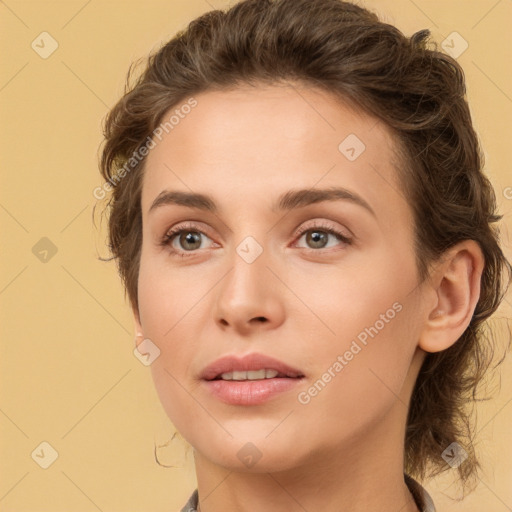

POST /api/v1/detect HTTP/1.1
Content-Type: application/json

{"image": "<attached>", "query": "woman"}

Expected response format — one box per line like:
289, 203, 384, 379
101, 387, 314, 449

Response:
97, 1, 511, 510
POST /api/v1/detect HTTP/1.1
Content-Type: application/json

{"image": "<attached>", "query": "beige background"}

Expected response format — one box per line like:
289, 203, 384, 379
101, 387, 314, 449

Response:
1, 0, 511, 511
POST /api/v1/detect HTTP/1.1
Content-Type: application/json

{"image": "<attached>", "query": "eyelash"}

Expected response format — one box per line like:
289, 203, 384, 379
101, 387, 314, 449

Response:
160, 221, 352, 258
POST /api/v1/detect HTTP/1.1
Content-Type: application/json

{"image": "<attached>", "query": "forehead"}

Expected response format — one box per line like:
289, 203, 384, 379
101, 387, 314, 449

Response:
141, 84, 409, 227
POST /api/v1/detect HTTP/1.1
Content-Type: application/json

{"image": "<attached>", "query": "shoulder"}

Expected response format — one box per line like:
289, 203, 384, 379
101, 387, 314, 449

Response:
405, 474, 436, 512
180, 488, 198, 512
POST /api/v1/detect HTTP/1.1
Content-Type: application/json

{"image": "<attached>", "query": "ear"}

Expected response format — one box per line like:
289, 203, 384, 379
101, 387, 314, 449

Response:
132, 304, 145, 349
418, 240, 485, 353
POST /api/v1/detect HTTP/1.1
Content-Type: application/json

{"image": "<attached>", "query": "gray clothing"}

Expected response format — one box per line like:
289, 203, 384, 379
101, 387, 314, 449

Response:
180, 473, 436, 511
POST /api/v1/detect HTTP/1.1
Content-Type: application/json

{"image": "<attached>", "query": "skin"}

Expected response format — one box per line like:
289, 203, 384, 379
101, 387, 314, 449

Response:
132, 83, 484, 512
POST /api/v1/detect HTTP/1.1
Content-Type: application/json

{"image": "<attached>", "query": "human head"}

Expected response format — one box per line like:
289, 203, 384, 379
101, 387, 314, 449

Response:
97, 0, 511, 492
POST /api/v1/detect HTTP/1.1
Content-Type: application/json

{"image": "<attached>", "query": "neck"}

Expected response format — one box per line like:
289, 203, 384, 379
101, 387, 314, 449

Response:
192, 398, 420, 512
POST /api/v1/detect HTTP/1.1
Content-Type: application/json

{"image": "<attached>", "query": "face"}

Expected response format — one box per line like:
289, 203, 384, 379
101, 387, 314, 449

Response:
134, 83, 428, 472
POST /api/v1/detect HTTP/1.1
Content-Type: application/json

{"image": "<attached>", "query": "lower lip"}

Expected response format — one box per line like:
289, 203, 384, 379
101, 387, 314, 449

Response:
202, 377, 303, 405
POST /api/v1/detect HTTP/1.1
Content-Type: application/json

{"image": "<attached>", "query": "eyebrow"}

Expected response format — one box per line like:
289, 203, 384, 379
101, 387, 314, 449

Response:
148, 187, 376, 217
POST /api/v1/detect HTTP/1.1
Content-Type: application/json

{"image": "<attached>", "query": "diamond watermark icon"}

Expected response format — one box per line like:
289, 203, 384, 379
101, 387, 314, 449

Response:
441, 441, 468, 468
236, 236, 263, 264
31, 32, 59, 59
441, 32, 468, 59
338, 134, 366, 161
32, 237, 58, 263
134, 338, 161, 366
237, 442, 263, 468
31, 441, 58, 469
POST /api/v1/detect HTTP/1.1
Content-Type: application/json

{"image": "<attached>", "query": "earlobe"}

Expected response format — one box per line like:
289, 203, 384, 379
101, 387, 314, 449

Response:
418, 240, 484, 354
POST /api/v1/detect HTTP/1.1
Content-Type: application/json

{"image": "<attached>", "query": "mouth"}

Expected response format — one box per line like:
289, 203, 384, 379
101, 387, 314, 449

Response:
208, 368, 304, 381
200, 352, 305, 381
200, 353, 305, 405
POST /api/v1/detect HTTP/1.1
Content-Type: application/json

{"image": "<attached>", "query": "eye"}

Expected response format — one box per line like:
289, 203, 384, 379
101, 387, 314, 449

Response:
294, 221, 352, 252
160, 220, 352, 258
160, 222, 214, 257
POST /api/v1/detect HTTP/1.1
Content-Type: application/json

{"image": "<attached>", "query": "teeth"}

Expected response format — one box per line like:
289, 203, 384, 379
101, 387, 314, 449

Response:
219, 369, 280, 381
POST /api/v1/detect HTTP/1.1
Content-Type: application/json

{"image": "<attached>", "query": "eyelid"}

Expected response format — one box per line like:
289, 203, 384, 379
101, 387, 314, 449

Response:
163, 220, 212, 238
293, 219, 352, 240
163, 219, 351, 239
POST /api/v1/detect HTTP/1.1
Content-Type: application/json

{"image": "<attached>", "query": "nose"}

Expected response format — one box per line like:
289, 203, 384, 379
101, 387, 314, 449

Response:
213, 244, 286, 336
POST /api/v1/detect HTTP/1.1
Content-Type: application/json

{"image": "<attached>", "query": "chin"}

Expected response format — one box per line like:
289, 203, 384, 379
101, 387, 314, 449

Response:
193, 431, 306, 473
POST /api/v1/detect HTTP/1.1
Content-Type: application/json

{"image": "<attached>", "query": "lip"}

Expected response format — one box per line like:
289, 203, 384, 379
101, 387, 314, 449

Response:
199, 353, 304, 381
203, 378, 303, 405
199, 352, 305, 406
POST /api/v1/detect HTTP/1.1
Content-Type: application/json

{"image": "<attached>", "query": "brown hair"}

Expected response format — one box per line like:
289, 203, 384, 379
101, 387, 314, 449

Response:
97, 0, 512, 495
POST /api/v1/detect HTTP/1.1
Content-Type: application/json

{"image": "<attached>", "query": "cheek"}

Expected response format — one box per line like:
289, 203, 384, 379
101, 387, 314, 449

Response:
288, 260, 406, 351
291, 265, 417, 412
136, 251, 199, 339
136, 249, 215, 385
293, 311, 416, 447
137, 258, 205, 434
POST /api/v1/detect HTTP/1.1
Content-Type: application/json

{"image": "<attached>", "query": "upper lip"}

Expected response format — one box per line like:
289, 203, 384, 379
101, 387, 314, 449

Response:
200, 353, 305, 381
